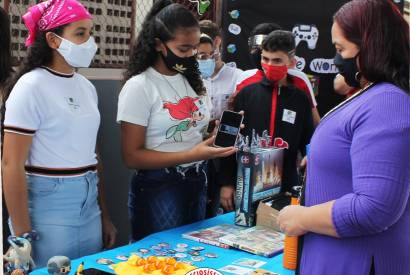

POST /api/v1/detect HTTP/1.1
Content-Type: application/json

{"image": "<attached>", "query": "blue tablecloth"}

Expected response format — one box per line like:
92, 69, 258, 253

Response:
31, 213, 294, 275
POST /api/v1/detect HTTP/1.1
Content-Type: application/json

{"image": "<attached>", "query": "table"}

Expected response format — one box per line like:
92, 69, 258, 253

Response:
31, 213, 294, 275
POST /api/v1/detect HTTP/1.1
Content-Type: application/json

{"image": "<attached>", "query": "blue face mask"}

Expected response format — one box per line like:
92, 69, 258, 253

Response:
198, 59, 216, 78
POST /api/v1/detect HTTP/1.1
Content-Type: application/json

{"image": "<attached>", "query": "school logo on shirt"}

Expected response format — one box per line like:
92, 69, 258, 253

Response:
163, 97, 205, 142
65, 97, 80, 112
282, 109, 296, 124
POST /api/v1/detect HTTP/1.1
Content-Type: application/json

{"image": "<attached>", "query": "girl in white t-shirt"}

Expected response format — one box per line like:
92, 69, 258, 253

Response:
197, 33, 244, 217
1, 0, 116, 269
117, 0, 236, 241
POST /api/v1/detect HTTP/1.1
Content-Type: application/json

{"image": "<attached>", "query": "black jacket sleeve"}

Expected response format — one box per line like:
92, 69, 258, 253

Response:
299, 95, 314, 156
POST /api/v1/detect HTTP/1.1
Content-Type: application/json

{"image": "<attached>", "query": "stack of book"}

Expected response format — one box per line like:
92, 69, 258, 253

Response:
183, 224, 284, 257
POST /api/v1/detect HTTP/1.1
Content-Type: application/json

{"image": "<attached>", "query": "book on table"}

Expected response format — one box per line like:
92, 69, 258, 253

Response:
182, 224, 249, 249
218, 226, 285, 257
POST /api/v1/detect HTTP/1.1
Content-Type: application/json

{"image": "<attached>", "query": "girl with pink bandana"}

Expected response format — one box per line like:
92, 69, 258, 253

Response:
1, 0, 116, 268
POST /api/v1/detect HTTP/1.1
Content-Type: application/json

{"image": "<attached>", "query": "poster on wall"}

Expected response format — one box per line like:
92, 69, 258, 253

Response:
220, 0, 404, 114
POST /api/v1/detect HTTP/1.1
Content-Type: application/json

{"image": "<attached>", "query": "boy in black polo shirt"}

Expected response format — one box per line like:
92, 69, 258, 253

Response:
220, 30, 314, 211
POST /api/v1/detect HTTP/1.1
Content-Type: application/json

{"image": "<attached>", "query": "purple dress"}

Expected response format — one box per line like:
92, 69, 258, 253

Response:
301, 83, 410, 275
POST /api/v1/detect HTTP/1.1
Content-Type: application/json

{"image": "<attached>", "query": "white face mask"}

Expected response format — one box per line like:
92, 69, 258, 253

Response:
56, 35, 98, 68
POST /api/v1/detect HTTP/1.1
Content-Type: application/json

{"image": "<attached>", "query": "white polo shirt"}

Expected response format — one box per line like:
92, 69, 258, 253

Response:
4, 67, 100, 170
203, 63, 243, 120
117, 67, 211, 154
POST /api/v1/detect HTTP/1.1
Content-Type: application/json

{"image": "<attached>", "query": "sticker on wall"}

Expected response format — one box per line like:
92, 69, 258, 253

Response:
229, 10, 240, 19
228, 23, 242, 35
309, 58, 338, 74
294, 55, 306, 71
227, 44, 237, 54
189, 0, 211, 16
292, 24, 319, 50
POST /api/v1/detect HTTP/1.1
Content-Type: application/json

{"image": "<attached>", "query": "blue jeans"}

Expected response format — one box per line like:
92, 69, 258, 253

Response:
10, 172, 103, 268
206, 159, 222, 218
129, 163, 208, 242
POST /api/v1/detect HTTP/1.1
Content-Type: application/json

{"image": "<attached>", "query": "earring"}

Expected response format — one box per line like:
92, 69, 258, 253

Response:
355, 72, 361, 82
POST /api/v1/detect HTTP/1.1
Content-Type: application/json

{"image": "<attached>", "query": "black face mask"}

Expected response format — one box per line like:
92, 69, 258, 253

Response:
161, 43, 198, 76
250, 48, 262, 70
334, 53, 361, 88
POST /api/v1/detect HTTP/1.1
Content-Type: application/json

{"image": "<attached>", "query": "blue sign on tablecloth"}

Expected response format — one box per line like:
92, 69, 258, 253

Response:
31, 213, 294, 275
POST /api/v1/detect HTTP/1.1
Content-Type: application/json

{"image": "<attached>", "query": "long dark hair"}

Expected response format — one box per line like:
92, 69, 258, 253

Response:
0, 7, 12, 85
334, 0, 409, 93
1, 26, 65, 153
124, 0, 205, 95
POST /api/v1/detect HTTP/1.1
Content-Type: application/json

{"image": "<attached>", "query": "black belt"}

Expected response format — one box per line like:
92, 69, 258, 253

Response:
25, 165, 97, 176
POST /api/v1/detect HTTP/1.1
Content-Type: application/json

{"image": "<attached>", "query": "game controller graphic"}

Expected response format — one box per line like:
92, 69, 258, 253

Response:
292, 24, 319, 50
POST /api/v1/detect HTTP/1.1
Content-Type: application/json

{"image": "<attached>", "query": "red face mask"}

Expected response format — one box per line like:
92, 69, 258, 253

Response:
262, 63, 288, 82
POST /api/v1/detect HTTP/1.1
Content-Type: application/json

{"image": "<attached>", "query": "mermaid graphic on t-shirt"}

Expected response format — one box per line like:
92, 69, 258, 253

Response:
163, 97, 206, 142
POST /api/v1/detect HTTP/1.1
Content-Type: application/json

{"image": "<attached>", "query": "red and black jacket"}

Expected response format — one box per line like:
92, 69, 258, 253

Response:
220, 76, 314, 192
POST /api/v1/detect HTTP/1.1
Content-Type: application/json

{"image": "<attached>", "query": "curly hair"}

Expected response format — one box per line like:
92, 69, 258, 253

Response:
124, 0, 205, 95
0, 7, 12, 85
1, 26, 65, 154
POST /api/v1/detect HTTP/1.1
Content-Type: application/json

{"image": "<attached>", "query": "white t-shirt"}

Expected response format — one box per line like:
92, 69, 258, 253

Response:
203, 63, 243, 120
117, 67, 211, 154
4, 67, 100, 169
236, 68, 318, 107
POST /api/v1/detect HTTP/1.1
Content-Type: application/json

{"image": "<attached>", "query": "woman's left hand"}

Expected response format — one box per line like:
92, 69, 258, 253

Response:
277, 205, 308, 237
102, 216, 117, 248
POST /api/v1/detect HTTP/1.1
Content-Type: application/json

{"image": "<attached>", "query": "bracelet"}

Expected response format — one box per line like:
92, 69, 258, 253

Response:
21, 230, 39, 242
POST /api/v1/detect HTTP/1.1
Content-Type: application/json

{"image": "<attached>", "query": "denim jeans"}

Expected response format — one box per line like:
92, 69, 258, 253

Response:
206, 159, 222, 218
9, 171, 102, 268
128, 163, 208, 242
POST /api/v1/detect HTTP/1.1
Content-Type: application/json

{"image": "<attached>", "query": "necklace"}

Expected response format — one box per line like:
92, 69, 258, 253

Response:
321, 82, 374, 121
161, 74, 189, 100
41, 66, 75, 77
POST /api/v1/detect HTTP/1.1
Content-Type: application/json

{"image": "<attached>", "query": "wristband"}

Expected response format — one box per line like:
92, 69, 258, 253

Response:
21, 230, 39, 242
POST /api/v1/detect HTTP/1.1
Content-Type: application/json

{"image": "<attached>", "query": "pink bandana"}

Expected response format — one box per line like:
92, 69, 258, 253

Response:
22, 0, 92, 46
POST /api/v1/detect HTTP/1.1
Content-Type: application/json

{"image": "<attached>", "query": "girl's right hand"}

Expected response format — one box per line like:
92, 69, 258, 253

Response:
190, 135, 237, 161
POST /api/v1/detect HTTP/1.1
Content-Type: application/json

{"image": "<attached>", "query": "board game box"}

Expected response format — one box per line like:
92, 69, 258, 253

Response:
235, 147, 284, 227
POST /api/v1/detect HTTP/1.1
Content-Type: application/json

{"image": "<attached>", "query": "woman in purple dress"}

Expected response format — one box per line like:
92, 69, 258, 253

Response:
277, 1, 410, 274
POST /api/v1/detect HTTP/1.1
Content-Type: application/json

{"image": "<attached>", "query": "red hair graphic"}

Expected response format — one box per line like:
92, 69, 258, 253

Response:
163, 97, 199, 120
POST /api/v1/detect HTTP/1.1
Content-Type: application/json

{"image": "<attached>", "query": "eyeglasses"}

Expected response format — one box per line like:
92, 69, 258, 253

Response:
196, 51, 220, 60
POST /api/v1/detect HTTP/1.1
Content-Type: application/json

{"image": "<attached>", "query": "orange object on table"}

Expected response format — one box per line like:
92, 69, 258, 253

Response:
147, 256, 158, 264
143, 263, 156, 273
165, 257, 176, 265
162, 265, 175, 274
283, 196, 299, 270
137, 258, 147, 266
155, 260, 166, 269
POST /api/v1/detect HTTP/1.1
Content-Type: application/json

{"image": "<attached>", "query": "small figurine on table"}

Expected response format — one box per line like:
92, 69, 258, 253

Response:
4, 236, 36, 274
76, 262, 85, 275
47, 256, 71, 275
